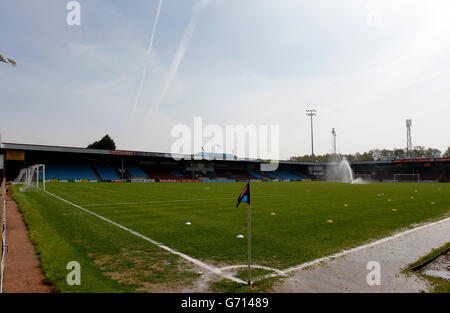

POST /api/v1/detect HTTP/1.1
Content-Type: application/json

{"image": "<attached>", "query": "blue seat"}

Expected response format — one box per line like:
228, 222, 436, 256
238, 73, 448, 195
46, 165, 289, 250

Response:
45, 165, 97, 180
95, 165, 121, 180
126, 166, 148, 178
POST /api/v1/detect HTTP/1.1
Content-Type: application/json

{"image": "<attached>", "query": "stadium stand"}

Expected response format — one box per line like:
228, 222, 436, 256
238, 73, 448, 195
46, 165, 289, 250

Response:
45, 164, 98, 180
95, 165, 121, 180
247, 170, 264, 179
295, 172, 311, 180
145, 169, 179, 181
126, 166, 148, 178
275, 171, 304, 181
230, 170, 257, 181
262, 171, 282, 180
439, 169, 450, 182
214, 169, 230, 179
170, 170, 183, 178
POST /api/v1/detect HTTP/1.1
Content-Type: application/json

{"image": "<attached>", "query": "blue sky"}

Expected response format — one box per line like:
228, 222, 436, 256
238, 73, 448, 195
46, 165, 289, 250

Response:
1, 0, 449, 159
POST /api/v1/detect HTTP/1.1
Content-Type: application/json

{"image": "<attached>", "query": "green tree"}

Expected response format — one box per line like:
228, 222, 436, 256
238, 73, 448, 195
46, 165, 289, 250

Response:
443, 147, 450, 157
411, 146, 425, 157
87, 134, 116, 150
424, 148, 441, 157
393, 148, 406, 158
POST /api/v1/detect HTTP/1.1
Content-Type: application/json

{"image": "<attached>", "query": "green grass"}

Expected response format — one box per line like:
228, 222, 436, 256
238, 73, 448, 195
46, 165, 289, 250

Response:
11, 181, 450, 292
405, 242, 450, 293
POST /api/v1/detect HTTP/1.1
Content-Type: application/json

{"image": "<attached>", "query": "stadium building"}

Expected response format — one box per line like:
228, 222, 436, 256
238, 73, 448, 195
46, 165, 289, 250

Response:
1, 142, 449, 183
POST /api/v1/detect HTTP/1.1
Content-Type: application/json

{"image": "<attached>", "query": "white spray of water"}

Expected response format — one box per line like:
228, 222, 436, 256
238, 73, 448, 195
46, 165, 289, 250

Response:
338, 158, 354, 183
152, 0, 208, 112
327, 158, 367, 184
132, 0, 163, 114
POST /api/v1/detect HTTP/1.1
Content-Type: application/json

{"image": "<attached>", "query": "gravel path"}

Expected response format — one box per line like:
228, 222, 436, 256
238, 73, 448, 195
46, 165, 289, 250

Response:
274, 217, 450, 292
3, 189, 53, 293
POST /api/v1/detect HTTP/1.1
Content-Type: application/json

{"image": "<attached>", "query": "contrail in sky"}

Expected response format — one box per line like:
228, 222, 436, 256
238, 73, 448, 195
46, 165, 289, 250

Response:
152, 0, 208, 112
132, 0, 163, 114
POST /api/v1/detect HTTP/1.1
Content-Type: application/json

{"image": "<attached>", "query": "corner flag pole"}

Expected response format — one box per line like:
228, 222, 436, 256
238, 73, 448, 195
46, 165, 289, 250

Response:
248, 203, 251, 285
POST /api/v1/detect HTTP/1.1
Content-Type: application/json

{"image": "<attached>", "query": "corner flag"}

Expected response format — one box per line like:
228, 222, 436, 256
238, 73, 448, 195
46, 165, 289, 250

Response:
236, 183, 252, 285
236, 183, 250, 208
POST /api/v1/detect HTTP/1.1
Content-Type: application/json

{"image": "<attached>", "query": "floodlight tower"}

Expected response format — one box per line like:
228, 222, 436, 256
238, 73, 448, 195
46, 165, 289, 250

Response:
406, 119, 412, 156
306, 109, 317, 162
332, 128, 337, 156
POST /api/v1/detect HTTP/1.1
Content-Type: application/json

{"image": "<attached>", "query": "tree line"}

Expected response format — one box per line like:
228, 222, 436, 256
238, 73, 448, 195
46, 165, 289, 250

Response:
290, 146, 450, 162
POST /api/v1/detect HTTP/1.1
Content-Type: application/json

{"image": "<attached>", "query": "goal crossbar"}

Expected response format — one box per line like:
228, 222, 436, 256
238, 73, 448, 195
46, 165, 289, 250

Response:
14, 164, 46, 191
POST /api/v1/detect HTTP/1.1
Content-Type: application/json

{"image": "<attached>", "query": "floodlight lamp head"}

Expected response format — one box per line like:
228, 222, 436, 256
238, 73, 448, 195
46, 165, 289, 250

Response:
306, 109, 317, 116
332, 128, 336, 135
406, 119, 412, 127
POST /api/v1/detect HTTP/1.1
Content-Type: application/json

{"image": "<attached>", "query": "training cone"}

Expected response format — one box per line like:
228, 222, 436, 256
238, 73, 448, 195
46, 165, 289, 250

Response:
185, 222, 191, 225
392, 209, 397, 212
236, 234, 244, 239
270, 212, 276, 216
327, 219, 334, 223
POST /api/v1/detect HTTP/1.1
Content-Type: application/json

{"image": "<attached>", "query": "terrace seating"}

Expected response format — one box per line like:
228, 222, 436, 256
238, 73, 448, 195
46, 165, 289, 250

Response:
45, 164, 98, 180
170, 170, 183, 178
438, 170, 450, 182
230, 170, 255, 181
262, 171, 282, 180
146, 169, 179, 180
295, 172, 311, 180
247, 170, 264, 179
214, 169, 230, 179
95, 165, 121, 180
275, 171, 304, 181
126, 166, 148, 178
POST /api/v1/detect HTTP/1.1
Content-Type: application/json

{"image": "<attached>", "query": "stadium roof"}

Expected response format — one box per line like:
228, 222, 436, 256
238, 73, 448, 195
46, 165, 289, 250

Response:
0, 142, 319, 165
3, 142, 447, 165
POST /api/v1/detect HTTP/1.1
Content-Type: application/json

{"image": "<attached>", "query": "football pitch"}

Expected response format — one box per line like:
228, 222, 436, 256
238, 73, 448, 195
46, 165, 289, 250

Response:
11, 181, 450, 292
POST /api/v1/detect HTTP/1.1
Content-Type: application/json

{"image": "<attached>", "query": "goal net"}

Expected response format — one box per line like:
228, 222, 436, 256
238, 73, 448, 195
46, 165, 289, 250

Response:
393, 173, 420, 182
13, 164, 46, 191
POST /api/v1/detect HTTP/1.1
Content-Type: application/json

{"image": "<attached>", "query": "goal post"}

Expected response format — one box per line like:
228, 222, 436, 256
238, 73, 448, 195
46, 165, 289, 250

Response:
14, 164, 46, 191
393, 173, 420, 182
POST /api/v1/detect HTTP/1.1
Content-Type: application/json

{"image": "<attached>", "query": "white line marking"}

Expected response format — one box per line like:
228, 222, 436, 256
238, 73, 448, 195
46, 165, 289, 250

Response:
282, 216, 450, 275
220, 265, 287, 276
250, 215, 450, 282
81, 195, 288, 207
44, 190, 247, 284
72, 185, 118, 193
43, 188, 450, 285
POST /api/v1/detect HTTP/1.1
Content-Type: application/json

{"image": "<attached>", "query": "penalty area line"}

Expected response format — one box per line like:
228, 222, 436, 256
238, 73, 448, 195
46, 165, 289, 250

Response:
81, 194, 289, 207
44, 190, 247, 285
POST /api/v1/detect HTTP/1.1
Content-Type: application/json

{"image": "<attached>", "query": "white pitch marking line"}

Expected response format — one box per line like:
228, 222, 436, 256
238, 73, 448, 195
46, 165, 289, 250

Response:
72, 185, 118, 193
282, 216, 450, 275
44, 190, 247, 285
250, 215, 450, 283
81, 195, 288, 207
45, 189, 450, 285
220, 264, 287, 276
